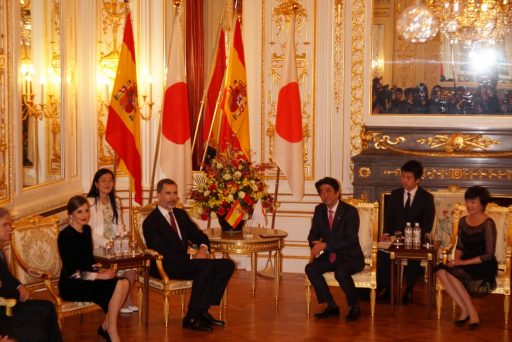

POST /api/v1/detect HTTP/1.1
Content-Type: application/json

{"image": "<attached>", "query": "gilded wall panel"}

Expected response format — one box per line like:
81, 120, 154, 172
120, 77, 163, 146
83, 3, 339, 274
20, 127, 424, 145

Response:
261, 0, 315, 180
0, 0, 11, 202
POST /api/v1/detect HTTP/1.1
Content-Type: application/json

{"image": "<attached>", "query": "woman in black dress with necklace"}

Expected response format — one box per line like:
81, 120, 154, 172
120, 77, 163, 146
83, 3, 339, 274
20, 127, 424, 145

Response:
58, 196, 129, 342
436, 186, 497, 330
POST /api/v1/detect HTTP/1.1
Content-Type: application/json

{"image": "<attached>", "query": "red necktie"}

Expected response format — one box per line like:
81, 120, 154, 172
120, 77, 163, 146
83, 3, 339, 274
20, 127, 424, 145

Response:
169, 210, 182, 240
328, 209, 336, 263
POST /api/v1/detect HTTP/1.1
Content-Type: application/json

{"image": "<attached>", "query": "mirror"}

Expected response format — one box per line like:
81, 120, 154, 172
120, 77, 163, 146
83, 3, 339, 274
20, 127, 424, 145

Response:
372, 0, 512, 115
20, 0, 63, 187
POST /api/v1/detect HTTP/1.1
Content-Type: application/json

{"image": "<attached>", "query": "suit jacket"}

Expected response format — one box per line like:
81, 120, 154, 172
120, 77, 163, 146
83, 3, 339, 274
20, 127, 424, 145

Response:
0, 252, 21, 300
384, 186, 435, 235
307, 201, 364, 273
143, 207, 210, 277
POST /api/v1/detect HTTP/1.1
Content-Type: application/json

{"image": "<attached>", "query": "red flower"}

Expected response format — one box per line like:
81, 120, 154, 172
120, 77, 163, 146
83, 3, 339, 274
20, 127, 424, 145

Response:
200, 213, 209, 221
217, 207, 226, 216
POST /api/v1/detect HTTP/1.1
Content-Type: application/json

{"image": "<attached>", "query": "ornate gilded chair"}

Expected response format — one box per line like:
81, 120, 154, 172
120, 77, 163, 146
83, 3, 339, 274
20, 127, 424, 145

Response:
436, 203, 512, 325
131, 202, 193, 328
305, 199, 379, 318
10, 215, 101, 326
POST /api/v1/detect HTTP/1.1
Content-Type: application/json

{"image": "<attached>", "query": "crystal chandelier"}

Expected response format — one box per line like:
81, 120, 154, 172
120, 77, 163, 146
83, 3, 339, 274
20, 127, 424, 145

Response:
425, 0, 512, 43
397, 1, 512, 44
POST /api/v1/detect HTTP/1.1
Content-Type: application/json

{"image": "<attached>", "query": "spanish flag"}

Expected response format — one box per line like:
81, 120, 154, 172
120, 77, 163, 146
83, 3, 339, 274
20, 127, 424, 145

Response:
225, 200, 244, 228
219, 17, 250, 159
202, 27, 226, 149
273, 15, 304, 201
105, 12, 143, 204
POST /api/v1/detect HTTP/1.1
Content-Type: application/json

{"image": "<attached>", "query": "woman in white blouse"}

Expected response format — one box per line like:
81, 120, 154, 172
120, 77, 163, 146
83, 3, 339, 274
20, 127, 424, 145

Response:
87, 168, 138, 314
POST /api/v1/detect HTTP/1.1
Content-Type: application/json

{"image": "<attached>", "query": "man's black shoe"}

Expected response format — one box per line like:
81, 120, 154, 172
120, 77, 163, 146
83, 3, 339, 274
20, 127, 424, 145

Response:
182, 316, 213, 332
345, 306, 361, 322
402, 287, 413, 305
313, 306, 340, 319
202, 312, 225, 327
376, 288, 390, 303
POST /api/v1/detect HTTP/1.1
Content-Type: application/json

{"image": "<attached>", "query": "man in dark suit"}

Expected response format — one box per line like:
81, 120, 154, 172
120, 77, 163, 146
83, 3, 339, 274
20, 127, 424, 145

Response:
305, 177, 364, 322
377, 160, 435, 304
0, 208, 62, 342
143, 179, 235, 332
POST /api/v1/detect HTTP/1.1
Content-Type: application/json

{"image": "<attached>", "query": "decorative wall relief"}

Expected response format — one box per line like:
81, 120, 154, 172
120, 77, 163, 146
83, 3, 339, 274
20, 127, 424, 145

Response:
0, 0, 10, 202
262, 0, 315, 180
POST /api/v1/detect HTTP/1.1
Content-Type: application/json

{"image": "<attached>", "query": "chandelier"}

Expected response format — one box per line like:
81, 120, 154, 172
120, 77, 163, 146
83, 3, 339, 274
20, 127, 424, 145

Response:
397, 0, 512, 44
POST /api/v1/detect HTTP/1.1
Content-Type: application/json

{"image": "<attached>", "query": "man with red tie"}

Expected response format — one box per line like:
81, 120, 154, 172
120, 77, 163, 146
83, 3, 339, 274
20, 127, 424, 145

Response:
143, 179, 235, 332
305, 177, 364, 322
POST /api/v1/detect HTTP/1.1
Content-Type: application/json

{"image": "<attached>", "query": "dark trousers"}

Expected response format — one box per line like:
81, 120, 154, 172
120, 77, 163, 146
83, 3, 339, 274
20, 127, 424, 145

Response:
305, 258, 359, 308
377, 250, 422, 290
165, 258, 235, 317
0, 299, 62, 342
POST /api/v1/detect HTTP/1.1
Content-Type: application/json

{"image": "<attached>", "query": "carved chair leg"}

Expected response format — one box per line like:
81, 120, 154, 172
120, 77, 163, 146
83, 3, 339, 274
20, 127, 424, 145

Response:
370, 288, 376, 318
504, 294, 510, 325
180, 293, 185, 317
436, 288, 443, 320
164, 294, 170, 329
306, 284, 311, 317
137, 282, 143, 321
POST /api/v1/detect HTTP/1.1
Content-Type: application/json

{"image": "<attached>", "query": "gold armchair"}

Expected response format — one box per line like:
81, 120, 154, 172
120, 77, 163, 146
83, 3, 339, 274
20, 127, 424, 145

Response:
131, 202, 193, 328
436, 203, 512, 325
10, 215, 101, 326
305, 199, 379, 318
0, 297, 16, 316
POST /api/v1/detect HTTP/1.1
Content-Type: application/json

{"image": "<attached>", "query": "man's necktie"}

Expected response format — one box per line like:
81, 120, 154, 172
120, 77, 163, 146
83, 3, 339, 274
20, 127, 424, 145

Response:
404, 192, 411, 220
328, 209, 336, 263
168, 210, 181, 240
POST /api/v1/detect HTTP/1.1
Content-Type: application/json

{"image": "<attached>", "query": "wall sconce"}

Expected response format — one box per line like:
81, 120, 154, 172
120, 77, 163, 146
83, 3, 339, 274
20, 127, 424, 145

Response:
21, 63, 59, 121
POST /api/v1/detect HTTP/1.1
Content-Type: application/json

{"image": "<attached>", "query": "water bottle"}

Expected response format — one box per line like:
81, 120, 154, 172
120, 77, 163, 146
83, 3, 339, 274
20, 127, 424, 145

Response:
113, 234, 122, 256
413, 223, 421, 249
404, 222, 413, 248
121, 233, 130, 255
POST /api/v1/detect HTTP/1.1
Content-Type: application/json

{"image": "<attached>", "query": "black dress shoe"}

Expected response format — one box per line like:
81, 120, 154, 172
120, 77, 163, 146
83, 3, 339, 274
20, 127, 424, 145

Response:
454, 316, 469, 326
376, 288, 390, 303
402, 288, 413, 305
345, 306, 362, 322
469, 321, 480, 330
202, 312, 225, 327
97, 326, 107, 338
313, 306, 340, 319
182, 316, 213, 332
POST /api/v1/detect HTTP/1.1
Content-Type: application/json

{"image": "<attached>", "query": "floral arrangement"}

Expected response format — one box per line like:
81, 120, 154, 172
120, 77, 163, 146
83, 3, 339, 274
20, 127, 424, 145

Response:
189, 147, 275, 221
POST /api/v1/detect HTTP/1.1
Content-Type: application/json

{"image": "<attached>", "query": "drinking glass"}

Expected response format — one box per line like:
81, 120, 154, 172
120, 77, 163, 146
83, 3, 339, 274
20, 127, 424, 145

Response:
129, 239, 139, 255
394, 230, 403, 245
424, 233, 432, 249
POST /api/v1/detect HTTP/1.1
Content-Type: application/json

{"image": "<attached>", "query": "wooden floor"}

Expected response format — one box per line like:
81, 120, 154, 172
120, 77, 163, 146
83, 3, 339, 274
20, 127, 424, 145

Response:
61, 270, 511, 341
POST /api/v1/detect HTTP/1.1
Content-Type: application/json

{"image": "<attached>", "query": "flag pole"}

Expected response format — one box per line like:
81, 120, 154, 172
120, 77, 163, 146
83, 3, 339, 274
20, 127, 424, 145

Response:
200, 71, 227, 169
258, 166, 281, 279
191, 10, 225, 157
148, 2, 181, 203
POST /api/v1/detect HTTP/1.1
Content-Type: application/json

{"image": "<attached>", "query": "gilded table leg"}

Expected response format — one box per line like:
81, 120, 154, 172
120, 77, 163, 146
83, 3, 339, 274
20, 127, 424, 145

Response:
144, 259, 149, 329
274, 249, 281, 310
251, 252, 257, 297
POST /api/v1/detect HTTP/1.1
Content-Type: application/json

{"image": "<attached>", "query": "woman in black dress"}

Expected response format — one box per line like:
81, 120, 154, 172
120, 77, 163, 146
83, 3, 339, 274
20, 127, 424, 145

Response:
436, 186, 497, 330
58, 196, 129, 342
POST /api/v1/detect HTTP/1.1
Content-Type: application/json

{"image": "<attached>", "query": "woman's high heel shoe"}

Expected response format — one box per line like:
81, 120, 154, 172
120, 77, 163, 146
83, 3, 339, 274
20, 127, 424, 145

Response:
97, 326, 107, 338
469, 314, 480, 330
454, 316, 469, 326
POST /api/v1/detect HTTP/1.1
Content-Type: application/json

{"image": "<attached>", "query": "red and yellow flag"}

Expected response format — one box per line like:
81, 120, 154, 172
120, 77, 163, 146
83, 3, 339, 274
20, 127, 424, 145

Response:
219, 17, 250, 159
202, 28, 226, 148
225, 200, 244, 228
105, 12, 143, 204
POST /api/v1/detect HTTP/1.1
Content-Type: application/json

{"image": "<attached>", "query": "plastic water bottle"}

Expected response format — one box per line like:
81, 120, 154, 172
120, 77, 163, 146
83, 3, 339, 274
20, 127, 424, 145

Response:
113, 234, 122, 256
413, 223, 421, 249
404, 222, 413, 248
121, 233, 130, 255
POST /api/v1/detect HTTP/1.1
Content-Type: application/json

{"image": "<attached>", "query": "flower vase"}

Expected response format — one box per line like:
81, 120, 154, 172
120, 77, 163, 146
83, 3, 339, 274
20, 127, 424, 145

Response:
218, 215, 245, 233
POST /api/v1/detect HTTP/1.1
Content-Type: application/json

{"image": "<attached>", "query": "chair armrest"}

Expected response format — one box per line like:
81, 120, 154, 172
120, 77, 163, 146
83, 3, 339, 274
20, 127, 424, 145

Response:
503, 246, 511, 284
440, 243, 455, 264
0, 297, 17, 317
143, 249, 170, 283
